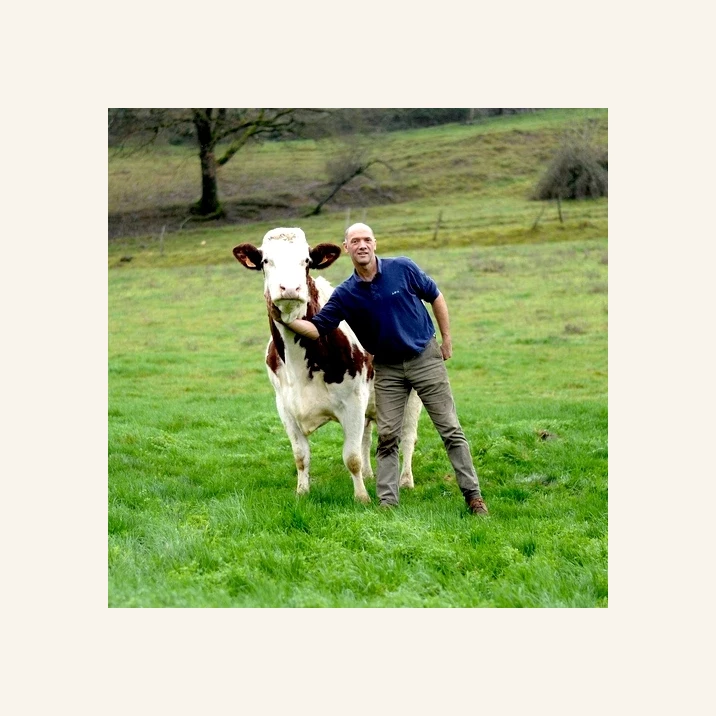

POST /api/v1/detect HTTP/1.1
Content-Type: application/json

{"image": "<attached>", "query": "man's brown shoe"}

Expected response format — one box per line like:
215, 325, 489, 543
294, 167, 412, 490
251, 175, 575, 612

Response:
467, 497, 489, 516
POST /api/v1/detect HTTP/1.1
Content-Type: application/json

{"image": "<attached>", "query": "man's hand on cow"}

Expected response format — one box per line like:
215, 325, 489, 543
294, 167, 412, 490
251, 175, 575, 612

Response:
270, 304, 284, 324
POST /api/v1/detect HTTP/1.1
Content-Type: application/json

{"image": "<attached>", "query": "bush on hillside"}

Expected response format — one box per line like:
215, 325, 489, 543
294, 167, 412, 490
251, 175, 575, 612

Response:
533, 129, 607, 200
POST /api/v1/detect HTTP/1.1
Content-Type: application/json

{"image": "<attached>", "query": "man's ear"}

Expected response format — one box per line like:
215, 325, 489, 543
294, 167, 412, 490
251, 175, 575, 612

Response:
233, 243, 263, 270
309, 243, 342, 269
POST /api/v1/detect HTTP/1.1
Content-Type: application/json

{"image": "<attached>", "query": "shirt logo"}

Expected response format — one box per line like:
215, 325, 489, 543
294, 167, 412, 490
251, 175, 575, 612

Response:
391, 290, 400, 295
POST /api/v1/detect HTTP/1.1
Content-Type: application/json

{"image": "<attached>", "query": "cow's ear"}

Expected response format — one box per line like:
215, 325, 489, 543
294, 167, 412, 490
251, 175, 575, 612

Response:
233, 243, 263, 270
309, 243, 342, 269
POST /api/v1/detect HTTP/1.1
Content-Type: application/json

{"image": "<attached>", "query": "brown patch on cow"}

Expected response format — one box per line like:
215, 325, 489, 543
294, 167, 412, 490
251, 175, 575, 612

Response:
265, 293, 285, 374
355, 345, 374, 380
303, 276, 323, 322
345, 454, 362, 475
266, 339, 283, 374
295, 276, 372, 384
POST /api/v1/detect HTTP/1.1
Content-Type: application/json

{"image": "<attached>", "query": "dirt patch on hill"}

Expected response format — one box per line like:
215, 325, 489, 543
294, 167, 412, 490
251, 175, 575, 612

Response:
108, 199, 305, 241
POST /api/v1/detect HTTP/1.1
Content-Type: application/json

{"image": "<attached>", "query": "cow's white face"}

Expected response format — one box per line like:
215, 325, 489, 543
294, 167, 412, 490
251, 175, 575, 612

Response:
233, 227, 342, 323
260, 230, 312, 316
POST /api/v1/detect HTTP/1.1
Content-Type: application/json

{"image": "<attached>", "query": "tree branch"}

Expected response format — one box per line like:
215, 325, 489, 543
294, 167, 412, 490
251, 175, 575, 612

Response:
306, 159, 394, 216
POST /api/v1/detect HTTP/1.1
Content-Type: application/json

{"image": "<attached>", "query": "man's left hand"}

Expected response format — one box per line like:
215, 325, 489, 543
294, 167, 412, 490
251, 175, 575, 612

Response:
269, 304, 284, 324
440, 341, 452, 361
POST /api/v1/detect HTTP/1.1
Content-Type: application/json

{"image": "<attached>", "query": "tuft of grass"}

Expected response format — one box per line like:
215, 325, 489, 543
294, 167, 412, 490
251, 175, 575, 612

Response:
532, 119, 608, 201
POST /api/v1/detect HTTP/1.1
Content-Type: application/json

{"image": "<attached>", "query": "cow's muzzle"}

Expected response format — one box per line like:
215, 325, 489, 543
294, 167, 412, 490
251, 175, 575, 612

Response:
273, 296, 305, 314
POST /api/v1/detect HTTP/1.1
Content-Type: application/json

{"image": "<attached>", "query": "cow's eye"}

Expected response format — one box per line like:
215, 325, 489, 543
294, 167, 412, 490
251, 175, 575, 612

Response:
262, 258, 269, 265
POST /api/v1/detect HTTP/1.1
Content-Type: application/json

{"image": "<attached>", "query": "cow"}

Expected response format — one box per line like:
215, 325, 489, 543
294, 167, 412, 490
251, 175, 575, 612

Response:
233, 227, 422, 503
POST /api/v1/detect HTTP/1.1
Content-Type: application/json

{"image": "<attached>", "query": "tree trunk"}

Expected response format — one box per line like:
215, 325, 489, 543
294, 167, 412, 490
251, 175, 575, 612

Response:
193, 111, 223, 216
198, 146, 221, 215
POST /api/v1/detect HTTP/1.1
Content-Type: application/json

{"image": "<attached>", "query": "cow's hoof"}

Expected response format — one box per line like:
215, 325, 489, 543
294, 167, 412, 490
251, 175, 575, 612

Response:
399, 476, 415, 489
355, 493, 371, 504
296, 486, 309, 496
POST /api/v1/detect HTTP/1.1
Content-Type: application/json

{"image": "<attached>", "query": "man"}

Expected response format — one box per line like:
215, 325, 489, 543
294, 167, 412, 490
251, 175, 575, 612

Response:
274, 223, 488, 516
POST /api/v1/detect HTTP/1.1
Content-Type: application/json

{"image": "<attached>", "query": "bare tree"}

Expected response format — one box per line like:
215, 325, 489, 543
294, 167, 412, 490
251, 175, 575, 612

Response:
307, 142, 394, 216
109, 108, 316, 218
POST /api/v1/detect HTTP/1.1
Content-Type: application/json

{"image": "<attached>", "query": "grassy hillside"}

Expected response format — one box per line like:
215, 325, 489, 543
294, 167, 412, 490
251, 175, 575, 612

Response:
108, 109, 608, 607
108, 108, 607, 254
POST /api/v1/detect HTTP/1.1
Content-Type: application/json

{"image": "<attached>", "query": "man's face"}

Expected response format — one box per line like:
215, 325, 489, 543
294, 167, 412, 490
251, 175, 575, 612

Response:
344, 227, 376, 268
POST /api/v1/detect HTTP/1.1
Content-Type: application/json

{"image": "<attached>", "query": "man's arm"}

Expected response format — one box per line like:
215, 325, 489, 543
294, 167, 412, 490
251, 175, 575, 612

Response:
273, 289, 348, 341
285, 318, 319, 340
430, 292, 452, 360
270, 305, 320, 340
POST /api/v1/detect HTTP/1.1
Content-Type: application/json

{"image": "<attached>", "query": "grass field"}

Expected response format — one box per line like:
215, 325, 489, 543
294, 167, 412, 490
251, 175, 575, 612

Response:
108, 109, 607, 607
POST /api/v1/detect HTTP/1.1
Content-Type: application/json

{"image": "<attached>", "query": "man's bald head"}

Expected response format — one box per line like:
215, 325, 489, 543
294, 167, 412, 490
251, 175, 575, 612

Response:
344, 223, 375, 242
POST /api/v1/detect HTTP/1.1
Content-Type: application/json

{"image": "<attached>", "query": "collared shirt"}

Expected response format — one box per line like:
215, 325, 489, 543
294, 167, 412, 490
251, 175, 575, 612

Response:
310, 256, 440, 363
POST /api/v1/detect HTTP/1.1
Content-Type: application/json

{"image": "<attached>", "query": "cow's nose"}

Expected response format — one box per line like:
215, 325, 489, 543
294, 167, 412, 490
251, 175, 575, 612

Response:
278, 285, 302, 300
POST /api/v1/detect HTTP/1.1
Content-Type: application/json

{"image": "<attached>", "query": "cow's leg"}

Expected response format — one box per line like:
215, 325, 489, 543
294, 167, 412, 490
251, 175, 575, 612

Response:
399, 389, 422, 489
361, 417, 374, 480
289, 427, 311, 496
275, 394, 311, 495
340, 408, 371, 504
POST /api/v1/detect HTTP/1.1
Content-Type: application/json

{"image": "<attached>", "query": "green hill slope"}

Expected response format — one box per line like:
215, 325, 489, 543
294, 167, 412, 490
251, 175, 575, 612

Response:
108, 108, 607, 267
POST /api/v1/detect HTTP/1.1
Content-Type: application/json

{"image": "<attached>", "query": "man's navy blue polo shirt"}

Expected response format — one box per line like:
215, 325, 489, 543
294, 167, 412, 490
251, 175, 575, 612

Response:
310, 256, 440, 363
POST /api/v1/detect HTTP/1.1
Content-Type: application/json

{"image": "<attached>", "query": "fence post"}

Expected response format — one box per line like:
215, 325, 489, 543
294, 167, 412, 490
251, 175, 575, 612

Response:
433, 211, 443, 241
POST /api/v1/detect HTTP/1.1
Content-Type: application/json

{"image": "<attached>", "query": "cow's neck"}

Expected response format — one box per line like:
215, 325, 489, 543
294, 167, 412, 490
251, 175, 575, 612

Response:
267, 274, 369, 384
267, 274, 324, 360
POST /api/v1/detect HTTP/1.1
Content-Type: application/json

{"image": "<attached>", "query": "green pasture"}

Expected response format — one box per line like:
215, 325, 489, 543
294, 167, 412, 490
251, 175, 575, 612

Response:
109, 238, 607, 607
109, 109, 607, 607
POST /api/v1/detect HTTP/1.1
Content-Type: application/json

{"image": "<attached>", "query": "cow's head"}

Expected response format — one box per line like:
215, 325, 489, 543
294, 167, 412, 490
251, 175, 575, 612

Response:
233, 227, 341, 322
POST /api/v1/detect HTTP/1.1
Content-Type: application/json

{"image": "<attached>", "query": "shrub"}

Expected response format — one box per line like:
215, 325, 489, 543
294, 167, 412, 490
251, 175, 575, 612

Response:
533, 127, 607, 200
